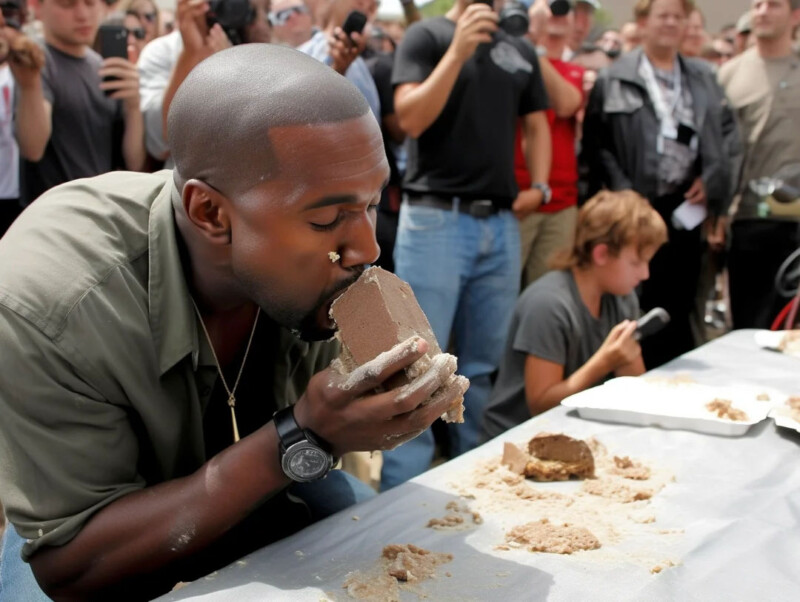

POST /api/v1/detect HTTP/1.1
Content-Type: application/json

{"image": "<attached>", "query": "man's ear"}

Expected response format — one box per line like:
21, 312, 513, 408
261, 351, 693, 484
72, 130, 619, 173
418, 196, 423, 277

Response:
182, 180, 232, 244
592, 242, 610, 266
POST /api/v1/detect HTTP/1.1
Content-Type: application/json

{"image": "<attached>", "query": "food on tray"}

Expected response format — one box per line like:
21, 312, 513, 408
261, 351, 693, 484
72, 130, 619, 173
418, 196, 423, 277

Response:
501, 433, 595, 481
582, 479, 654, 503
778, 330, 800, 356
788, 396, 800, 422
706, 398, 749, 422
505, 519, 601, 554
330, 266, 468, 423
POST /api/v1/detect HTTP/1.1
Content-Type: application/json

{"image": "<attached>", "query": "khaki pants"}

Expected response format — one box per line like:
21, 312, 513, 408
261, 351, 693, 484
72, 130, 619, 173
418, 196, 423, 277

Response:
519, 206, 578, 289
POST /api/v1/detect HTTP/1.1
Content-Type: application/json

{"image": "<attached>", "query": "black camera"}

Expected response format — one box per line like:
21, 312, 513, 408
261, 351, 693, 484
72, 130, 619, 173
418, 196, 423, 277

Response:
1, 0, 23, 30
207, 0, 255, 45
498, 1, 529, 37
549, 0, 572, 17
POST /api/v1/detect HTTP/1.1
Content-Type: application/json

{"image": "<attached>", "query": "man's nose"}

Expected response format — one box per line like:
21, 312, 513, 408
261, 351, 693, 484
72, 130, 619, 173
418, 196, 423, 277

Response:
340, 211, 380, 268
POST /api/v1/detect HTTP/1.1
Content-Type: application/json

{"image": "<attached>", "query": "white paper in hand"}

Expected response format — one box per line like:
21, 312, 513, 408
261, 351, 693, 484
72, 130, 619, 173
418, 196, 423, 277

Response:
672, 200, 707, 230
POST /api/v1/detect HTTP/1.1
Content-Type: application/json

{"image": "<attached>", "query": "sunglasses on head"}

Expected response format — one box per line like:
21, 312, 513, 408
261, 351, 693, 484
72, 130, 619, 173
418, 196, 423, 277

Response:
136, 10, 157, 23
268, 4, 308, 26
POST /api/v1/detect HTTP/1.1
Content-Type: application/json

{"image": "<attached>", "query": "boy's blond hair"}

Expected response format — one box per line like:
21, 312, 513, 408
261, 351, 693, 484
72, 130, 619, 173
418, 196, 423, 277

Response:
550, 190, 668, 270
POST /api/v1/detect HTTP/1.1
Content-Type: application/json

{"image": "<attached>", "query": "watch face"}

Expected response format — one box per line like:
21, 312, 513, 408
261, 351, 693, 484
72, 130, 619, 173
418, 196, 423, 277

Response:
283, 442, 331, 482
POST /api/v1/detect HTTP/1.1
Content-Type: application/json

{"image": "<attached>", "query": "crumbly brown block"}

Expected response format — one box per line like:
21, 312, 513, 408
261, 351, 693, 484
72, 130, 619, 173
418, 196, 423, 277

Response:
501, 442, 530, 475
706, 398, 748, 422
527, 433, 595, 479
330, 267, 467, 422
381, 544, 453, 582
506, 519, 601, 554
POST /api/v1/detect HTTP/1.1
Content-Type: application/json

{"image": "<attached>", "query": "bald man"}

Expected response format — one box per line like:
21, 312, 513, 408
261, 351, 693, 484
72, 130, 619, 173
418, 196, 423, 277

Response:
0, 45, 461, 600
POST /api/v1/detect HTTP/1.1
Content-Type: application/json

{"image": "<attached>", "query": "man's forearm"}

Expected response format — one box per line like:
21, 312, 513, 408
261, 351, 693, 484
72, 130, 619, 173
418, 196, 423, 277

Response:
525, 113, 551, 186
539, 57, 582, 119
395, 50, 464, 138
32, 424, 290, 600
122, 105, 147, 171
16, 81, 51, 162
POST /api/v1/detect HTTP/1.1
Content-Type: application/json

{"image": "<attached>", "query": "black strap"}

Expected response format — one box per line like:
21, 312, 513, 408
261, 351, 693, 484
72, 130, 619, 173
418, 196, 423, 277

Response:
273, 406, 305, 452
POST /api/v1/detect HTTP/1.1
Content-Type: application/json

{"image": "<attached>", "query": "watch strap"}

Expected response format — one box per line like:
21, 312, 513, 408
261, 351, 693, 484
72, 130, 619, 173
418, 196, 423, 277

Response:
274, 405, 305, 452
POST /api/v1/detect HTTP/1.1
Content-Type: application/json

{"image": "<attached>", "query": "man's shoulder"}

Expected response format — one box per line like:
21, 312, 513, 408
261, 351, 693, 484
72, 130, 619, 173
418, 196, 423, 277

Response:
0, 171, 173, 338
718, 48, 756, 86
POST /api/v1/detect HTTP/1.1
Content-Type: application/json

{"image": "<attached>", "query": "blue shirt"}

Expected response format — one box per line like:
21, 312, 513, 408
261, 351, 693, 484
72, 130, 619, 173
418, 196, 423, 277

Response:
299, 31, 381, 121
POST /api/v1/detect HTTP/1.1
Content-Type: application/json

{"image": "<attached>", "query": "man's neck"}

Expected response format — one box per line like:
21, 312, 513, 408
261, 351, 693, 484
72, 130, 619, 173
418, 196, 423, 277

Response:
571, 267, 603, 318
44, 32, 88, 58
544, 35, 567, 60
757, 35, 795, 60
644, 43, 677, 70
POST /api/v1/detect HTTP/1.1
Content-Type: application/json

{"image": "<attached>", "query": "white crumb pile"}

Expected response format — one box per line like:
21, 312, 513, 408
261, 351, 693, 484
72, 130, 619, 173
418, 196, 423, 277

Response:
446, 436, 682, 571
342, 544, 453, 601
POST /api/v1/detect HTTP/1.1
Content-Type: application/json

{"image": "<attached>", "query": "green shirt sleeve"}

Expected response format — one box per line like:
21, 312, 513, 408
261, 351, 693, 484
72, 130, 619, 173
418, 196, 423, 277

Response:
0, 306, 145, 560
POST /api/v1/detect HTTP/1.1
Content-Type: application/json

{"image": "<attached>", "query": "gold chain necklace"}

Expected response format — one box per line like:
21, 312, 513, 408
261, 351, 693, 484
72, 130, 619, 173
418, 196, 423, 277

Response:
191, 299, 260, 443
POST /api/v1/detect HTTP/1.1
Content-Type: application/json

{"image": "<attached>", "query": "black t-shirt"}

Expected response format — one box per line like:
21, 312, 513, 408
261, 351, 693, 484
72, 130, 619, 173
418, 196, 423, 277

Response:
392, 17, 549, 202
365, 50, 401, 198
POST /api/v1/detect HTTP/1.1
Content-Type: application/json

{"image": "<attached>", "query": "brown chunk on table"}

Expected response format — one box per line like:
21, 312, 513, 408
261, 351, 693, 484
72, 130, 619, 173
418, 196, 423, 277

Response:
330, 267, 467, 422
526, 433, 595, 480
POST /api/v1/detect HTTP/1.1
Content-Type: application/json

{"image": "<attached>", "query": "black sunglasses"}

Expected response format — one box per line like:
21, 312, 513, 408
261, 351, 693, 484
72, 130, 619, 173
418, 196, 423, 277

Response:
126, 26, 146, 40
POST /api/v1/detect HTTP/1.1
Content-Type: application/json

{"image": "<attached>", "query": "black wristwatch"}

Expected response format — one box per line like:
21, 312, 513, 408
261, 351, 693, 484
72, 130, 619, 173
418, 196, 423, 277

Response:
531, 182, 552, 205
274, 406, 335, 482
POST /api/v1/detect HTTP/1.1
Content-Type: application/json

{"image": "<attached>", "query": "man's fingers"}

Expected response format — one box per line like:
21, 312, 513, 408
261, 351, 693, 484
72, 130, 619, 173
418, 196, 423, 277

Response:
334, 337, 429, 396
393, 353, 458, 412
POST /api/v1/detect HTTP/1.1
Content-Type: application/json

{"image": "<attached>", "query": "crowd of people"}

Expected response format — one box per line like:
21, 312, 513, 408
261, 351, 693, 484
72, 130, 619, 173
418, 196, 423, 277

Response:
0, 0, 799, 598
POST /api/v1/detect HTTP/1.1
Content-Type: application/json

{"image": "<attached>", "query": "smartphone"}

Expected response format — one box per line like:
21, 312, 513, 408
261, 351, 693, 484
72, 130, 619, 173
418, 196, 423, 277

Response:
634, 308, 670, 342
341, 10, 367, 38
98, 24, 128, 59
97, 24, 128, 96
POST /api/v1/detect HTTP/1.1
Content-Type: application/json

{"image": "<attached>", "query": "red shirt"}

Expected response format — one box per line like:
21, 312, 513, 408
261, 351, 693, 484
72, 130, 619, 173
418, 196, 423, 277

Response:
514, 58, 584, 214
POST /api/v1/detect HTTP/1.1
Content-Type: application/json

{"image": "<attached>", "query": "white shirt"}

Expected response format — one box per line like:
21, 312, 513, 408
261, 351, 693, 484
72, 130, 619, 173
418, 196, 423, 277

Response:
0, 65, 19, 200
137, 31, 183, 166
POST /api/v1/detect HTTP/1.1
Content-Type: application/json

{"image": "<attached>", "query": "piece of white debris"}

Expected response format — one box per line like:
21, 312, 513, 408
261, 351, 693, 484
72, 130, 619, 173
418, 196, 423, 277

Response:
295, 550, 305, 557
38, 528, 44, 537
328, 251, 341, 263
352, 516, 360, 521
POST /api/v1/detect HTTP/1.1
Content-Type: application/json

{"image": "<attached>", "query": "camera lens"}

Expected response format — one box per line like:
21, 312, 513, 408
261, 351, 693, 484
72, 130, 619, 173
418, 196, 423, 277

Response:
548, 0, 572, 17
499, 1, 529, 37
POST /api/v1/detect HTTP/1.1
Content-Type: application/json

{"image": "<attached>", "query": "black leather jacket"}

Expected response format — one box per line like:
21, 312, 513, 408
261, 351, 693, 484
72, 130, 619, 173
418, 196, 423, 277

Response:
581, 48, 740, 217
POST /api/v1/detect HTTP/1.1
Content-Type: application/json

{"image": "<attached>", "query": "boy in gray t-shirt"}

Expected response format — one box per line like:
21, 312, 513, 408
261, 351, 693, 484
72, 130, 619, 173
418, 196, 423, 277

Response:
482, 191, 668, 441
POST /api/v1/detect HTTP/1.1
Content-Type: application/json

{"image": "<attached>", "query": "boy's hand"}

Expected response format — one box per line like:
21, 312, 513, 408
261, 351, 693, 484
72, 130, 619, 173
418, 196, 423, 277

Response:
598, 320, 641, 372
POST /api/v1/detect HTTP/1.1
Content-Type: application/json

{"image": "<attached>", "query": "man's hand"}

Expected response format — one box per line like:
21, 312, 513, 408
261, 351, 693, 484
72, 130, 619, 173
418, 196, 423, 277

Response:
512, 188, 544, 220
2, 25, 46, 89
329, 27, 366, 75
293, 337, 461, 456
99, 56, 141, 113
597, 320, 641, 373
686, 176, 706, 205
177, 0, 231, 60
449, 3, 498, 63
706, 215, 727, 253
527, 0, 551, 44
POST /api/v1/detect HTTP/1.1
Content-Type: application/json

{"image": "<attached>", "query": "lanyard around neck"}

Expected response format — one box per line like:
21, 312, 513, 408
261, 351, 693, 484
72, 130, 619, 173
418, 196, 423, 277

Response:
640, 54, 682, 127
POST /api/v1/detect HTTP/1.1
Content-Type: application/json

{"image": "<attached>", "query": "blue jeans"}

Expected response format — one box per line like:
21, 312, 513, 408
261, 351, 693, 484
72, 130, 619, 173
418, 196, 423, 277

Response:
381, 201, 520, 490
0, 471, 374, 598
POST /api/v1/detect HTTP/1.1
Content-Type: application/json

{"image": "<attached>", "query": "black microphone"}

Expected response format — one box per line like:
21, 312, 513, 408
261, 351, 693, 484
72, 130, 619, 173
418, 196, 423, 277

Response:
634, 308, 670, 341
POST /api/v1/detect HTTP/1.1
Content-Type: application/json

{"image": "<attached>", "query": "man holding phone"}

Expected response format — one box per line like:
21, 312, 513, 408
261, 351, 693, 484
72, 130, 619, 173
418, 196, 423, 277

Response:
299, 0, 380, 119
382, 0, 551, 489
0, 0, 145, 206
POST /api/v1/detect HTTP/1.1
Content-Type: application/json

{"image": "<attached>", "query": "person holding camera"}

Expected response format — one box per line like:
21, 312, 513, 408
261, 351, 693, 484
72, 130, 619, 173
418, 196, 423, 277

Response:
299, 0, 380, 119
380, 0, 551, 490
0, 45, 464, 601
138, 0, 271, 165
482, 190, 666, 441
0, 0, 145, 206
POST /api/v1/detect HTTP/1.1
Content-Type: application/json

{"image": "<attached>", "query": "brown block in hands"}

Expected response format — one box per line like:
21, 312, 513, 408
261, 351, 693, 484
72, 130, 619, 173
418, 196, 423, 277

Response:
330, 267, 467, 423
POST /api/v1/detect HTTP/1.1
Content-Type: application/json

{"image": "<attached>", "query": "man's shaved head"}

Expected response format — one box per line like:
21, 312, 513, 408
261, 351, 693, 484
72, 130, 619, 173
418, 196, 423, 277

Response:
167, 44, 371, 198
